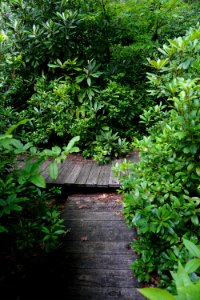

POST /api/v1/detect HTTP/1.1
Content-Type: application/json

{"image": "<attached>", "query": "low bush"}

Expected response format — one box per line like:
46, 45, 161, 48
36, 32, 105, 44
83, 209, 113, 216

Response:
0, 120, 79, 254
115, 25, 200, 287
139, 238, 200, 299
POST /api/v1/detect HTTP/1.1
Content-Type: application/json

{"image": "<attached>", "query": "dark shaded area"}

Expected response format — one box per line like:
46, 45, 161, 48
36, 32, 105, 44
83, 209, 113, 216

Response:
0, 192, 145, 300
0, 247, 77, 299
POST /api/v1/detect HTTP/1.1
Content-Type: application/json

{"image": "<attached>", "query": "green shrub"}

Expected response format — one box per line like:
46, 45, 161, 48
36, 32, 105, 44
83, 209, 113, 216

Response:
19, 76, 74, 146
0, 120, 80, 254
115, 25, 200, 287
1, 0, 200, 164
139, 238, 200, 300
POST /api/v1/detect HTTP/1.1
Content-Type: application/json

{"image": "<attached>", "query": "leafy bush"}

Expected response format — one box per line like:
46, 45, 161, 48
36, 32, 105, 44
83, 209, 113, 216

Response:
19, 76, 74, 146
0, 120, 80, 254
115, 25, 200, 286
1, 0, 200, 164
139, 238, 200, 300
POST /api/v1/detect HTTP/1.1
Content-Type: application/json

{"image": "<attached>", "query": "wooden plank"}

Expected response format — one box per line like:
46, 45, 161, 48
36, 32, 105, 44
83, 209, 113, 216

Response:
65, 197, 122, 211
39, 160, 49, 175
63, 241, 133, 254
64, 221, 134, 242
85, 163, 102, 186
60, 162, 82, 184
63, 268, 139, 288
55, 159, 71, 183
54, 192, 144, 299
39, 160, 51, 179
75, 161, 94, 185
97, 163, 112, 186
63, 286, 145, 300
62, 210, 124, 221
109, 160, 121, 187
45, 161, 67, 184
57, 160, 75, 184
62, 253, 135, 270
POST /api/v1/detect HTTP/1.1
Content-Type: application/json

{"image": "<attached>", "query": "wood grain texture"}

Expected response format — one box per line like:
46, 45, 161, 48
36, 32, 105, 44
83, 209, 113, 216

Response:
85, 163, 102, 186
17, 152, 140, 188
62, 210, 124, 221
97, 163, 112, 186
62, 253, 135, 269
60, 193, 145, 300
62, 162, 82, 184
75, 161, 94, 185
63, 286, 144, 300
64, 221, 134, 242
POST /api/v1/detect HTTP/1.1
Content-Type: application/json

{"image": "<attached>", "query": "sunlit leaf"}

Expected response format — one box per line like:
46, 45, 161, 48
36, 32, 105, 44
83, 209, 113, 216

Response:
138, 288, 175, 300
30, 174, 46, 188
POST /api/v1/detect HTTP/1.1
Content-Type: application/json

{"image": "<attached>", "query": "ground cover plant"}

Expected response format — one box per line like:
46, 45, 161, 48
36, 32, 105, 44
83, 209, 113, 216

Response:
115, 25, 200, 289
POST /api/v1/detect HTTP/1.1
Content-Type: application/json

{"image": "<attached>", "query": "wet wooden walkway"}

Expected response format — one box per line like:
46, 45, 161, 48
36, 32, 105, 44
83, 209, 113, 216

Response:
15, 152, 145, 299
41, 152, 139, 188
60, 193, 145, 299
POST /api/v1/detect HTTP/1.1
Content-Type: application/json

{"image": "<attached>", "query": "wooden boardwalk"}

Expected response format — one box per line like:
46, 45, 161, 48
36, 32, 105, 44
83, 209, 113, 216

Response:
60, 193, 145, 299
41, 152, 139, 188
14, 152, 145, 299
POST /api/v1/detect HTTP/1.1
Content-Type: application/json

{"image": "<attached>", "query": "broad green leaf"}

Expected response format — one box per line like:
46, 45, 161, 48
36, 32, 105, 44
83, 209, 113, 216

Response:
30, 174, 46, 188
196, 168, 200, 176
11, 139, 23, 149
23, 142, 33, 151
6, 119, 29, 134
54, 230, 65, 235
76, 75, 84, 83
183, 239, 200, 257
87, 77, 91, 86
138, 288, 175, 300
43, 235, 51, 241
42, 227, 50, 234
171, 262, 192, 288
178, 284, 200, 300
52, 210, 59, 218
12, 204, 22, 211
47, 63, 60, 68
64, 136, 80, 153
51, 146, 61, 155
0, 225, 8, 233
185, 258, 200, 273
191, 215, 199, 225
190, 144, 198, 154
0, 199, 6, 206
187, 163, 195, 171
70, 146, 79, 153
49, 161, 58, 180
41, 149, 54, 156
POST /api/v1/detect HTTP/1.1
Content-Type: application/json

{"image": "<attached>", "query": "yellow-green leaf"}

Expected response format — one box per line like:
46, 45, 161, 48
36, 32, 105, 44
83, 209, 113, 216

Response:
196, 167, 200, 176
138, 288, 175, 300
30, 174, 46, 188
49, 161, 58, 180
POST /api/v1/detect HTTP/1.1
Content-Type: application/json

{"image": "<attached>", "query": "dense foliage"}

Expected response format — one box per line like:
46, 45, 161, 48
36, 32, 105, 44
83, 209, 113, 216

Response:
1, 0, 200, 162
139, 238, 200, 299
0, 120, 79, 254
1, 0, 200, 294
115, 25, 200, 287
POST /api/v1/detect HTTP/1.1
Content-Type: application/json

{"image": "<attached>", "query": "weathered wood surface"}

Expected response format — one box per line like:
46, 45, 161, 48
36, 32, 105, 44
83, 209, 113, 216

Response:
63, 286, 144, 300
16, 152, 139, 188
44, 152, 139, 188
61, 193, 145, 300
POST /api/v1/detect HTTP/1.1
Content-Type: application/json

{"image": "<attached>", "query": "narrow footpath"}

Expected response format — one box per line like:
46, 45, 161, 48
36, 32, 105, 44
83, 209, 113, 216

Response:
12, 153, 145, 299
60, 192, 145, 299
